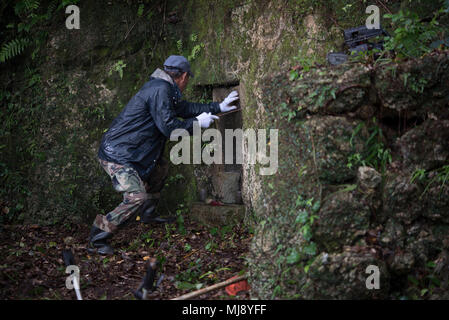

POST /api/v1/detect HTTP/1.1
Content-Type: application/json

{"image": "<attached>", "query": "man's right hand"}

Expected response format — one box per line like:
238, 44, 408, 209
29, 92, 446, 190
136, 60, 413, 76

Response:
196, 112, 219, 128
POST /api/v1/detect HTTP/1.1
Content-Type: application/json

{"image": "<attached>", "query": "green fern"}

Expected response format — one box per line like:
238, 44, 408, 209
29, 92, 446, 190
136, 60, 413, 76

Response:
46, 0, 58, 19
24, 0, 40, 10
14, 0, 40, 15
0, 38, 30, 63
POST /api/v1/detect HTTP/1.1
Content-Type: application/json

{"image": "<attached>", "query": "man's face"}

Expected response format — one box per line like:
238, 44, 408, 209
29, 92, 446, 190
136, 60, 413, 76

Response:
177, 72, 189, 92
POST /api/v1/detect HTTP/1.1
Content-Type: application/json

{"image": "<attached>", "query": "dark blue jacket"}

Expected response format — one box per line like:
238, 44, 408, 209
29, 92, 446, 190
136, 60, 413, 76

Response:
98, 69, 220, 181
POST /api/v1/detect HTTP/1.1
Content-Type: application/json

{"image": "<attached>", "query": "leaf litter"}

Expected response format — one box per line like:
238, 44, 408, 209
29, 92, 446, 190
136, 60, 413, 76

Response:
0, 215, 251, 300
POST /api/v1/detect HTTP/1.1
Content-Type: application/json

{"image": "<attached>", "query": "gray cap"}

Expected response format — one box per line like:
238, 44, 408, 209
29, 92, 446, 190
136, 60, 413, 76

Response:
163, 55, 194, 78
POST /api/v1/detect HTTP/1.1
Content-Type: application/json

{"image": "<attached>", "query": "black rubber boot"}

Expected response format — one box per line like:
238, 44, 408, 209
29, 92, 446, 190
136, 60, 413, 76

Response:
87, 226, 114, 255
141, 199, 176, 224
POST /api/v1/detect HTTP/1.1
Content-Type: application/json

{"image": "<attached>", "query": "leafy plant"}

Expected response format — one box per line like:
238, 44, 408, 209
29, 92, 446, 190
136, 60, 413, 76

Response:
108, 60, 127, 80
176, 39, 183, 55
0, 38, 30, 62
205, 240, 218, 252
174, 258, 204, 289
347, 118, 392, 174
184, 243, 192, 252
411, 168, 427, 184
1, 0, 81, 64
137, 4, 144, 17
410, 165, 449, 199
402, 72, 429, 94
383, 8, 443, 59
289, 48, 316, 81
175, 204, 188, 235
188, 33, 204, 61
140, 230, 155, 247
280, 102, 302, 122
176, 33, 204, 62
406, 260, 442, 299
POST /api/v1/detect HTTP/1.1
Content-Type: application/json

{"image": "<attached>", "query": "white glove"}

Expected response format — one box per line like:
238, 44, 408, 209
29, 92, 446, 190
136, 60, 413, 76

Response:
219, 91, 239, 113
196, 112, 219, 128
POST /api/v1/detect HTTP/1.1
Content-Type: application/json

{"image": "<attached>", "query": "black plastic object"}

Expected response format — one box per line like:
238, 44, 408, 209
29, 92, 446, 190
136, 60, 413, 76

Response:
343, 25, 390, 49
62, 249, 76, 266
327, 53, 349, 66
327, 25, 390, 65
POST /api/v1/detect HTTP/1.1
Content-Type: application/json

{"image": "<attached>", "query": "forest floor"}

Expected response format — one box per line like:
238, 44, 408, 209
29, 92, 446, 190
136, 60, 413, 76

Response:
0, 215, 252, 300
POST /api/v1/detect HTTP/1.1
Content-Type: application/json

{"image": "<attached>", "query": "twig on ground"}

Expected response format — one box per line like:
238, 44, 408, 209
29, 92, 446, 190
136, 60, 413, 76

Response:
171, 274, 248, 300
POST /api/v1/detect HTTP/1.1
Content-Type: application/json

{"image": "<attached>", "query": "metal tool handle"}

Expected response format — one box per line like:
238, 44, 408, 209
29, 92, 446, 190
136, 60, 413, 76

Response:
62, 249, 83, 300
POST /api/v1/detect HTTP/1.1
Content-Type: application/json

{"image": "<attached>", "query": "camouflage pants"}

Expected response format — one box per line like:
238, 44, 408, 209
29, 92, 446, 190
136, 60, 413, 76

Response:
93, 158, 169, 233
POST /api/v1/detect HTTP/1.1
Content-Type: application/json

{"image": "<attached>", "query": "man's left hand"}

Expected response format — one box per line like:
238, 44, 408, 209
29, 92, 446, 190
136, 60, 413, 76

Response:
219, 91, 239, 113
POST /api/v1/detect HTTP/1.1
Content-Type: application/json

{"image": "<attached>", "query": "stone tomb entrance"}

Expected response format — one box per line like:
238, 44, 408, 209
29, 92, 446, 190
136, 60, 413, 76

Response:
191, 83, 245, 227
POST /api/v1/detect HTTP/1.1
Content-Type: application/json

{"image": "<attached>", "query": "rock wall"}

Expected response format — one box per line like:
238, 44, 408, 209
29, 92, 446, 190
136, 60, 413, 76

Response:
249, 53, 449, 299
1, 0, 448, 299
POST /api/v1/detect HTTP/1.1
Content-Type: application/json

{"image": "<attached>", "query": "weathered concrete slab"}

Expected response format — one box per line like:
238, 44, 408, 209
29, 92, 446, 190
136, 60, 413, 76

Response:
190, 202, 245, 227
212, 171, 241, 204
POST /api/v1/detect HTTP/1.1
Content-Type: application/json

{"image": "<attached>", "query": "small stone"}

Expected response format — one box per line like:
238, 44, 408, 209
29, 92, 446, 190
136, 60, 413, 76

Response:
357, 166, 382, 190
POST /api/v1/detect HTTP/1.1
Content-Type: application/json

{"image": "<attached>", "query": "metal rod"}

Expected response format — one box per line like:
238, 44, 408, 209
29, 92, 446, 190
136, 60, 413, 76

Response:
216, 108, 242, 118
73, 277, 83, 300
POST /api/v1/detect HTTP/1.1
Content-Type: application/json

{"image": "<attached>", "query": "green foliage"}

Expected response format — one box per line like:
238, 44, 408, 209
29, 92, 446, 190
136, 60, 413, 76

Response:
137, 4, 144, 17
404, 260, 443, 300
1, 0, 42, 63
174, 258, 204, 289
293, 195, 320, 258
205, 240, 218, 252
383, 7, 444, 59
347, 118, 392, 174
108, 60, 127, 80
166, 173, 185, 186
0, 38, 30, 63
263, 191, 320, 299
188, 33, 204, 61
176, 39, 183, 55
184, 243, 192, 252
0, 66, 46, 223
279, 84, 337, 122
176, 33, 205, 62
411, 165, 449, 199
313, 85, 337, 108
176, 204, 188, 235
1, 0, 80, 64
14, 0, 40, 15
280, 102, 301, 122
289, 48, 316, 81
402, 72, 428, 94
140, 230, 155, 247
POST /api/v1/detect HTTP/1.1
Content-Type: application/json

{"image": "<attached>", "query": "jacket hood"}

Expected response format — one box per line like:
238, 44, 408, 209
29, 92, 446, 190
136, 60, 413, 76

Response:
150, 68, 182, 99
150, 68, 175, 86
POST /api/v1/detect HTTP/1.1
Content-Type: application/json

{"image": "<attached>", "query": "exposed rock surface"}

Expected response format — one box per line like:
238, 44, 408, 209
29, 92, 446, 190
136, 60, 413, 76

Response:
248, 52, 449, 299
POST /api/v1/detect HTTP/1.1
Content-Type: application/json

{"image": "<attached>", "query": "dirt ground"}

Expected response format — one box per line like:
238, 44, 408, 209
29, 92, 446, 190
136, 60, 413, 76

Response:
0, 215, 252, 300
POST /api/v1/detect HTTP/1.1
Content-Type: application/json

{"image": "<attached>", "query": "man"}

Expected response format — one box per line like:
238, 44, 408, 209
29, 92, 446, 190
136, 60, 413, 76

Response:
88, 55, 239, 255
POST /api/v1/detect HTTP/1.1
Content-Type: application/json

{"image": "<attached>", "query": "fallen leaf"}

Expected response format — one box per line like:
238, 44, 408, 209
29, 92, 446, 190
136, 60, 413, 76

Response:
143, 256, 150, 261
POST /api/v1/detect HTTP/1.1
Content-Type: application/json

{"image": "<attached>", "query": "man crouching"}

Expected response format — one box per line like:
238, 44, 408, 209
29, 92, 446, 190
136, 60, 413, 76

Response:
88, 55, 239, 255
